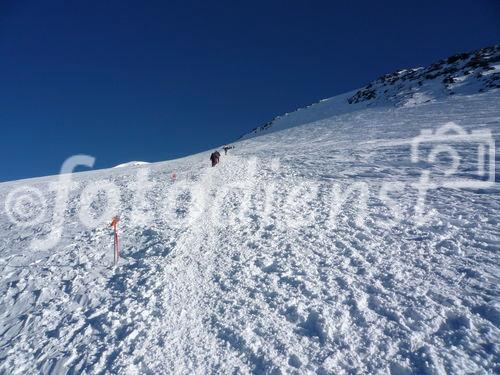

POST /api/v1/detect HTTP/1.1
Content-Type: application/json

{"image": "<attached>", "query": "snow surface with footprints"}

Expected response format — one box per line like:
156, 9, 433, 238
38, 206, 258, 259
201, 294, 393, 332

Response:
0, 90, 499, 374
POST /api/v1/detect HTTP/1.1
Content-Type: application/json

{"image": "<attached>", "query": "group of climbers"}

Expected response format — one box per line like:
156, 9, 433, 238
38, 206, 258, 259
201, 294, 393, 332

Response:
222, 145, 234, 155
210, 145, 234, 167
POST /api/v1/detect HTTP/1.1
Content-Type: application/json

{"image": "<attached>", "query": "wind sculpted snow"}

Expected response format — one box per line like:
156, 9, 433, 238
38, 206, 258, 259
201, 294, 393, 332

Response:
0, 91, 499, 373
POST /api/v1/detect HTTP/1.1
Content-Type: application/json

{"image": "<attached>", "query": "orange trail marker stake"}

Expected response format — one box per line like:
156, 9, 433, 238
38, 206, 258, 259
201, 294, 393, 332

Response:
110, 217, 120, 265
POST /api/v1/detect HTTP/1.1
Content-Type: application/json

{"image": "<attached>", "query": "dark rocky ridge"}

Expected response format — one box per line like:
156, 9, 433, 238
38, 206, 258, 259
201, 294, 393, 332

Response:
242, 46, 499, 139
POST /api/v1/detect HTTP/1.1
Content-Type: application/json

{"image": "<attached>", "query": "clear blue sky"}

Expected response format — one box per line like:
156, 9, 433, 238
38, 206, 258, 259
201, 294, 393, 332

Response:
1, 0, 498, 181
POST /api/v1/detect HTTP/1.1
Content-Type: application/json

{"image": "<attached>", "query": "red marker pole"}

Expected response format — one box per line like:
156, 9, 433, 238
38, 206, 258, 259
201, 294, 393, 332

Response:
110, 217, 120, 265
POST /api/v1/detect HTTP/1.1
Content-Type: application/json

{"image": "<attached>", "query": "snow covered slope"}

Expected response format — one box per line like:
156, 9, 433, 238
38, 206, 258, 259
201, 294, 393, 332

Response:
243, 45, 499, 139
0, 51, 499, 374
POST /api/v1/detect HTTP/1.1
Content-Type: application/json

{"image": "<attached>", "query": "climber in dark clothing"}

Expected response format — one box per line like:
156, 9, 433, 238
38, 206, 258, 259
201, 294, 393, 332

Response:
222, 145, 234, 155
210, 151, 221, 167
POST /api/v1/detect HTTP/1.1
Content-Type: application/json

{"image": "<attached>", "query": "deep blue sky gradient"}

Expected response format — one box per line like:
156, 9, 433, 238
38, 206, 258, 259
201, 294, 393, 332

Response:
1, 0, 499, 181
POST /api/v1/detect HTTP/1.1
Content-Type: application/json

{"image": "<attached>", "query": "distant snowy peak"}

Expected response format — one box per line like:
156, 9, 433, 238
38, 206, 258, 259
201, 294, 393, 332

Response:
242, 45, 499, 139
348, 45, 499, 106
113, 161, 150, 169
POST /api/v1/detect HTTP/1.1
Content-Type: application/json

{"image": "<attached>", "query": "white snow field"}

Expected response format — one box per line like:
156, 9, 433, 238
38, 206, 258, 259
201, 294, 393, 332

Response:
1, 49, 499, 374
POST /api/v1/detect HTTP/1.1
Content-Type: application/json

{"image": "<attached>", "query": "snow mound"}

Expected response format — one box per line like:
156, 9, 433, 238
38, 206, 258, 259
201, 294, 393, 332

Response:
113, 161, 150, 168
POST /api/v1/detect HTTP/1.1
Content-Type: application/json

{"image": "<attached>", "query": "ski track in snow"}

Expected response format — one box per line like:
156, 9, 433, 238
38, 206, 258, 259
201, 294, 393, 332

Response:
0, 91, 499, 374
